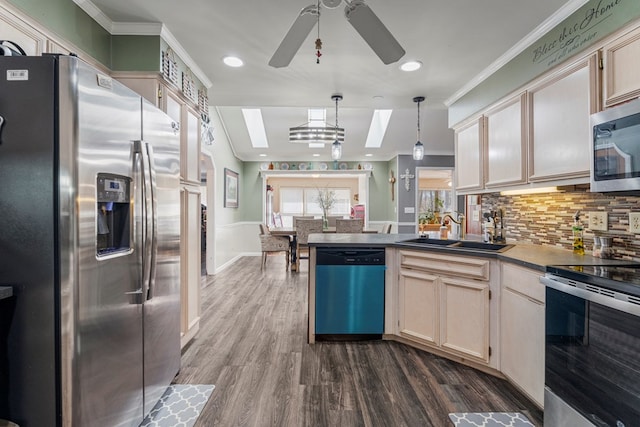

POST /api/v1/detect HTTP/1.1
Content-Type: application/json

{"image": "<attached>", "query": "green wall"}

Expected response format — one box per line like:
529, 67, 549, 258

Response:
450, 0, 640, 126
9, 0, 111, 66
111, 35, 161, 71
240, 161, 395, 222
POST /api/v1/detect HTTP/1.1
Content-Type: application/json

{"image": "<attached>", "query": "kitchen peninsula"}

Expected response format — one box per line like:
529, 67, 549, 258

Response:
307, 233, 636, 407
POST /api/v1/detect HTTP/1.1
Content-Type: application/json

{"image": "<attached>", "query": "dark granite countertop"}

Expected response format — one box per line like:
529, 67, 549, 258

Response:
0, 286, 13, 300
308, 233, 639, 271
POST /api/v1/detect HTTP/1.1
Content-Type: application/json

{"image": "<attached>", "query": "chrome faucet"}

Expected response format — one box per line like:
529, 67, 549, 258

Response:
441, 213, 466, 240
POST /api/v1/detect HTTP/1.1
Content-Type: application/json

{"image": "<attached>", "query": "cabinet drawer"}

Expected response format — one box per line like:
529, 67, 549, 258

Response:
399, 250, 490, 281
501, 263, 545, 303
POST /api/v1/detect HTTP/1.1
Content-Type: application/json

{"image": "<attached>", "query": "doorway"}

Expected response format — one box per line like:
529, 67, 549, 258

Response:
200, 153, 216, 276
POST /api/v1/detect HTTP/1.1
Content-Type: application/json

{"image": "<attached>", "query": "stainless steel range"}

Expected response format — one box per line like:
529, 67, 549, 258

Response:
541, 265, 640, 427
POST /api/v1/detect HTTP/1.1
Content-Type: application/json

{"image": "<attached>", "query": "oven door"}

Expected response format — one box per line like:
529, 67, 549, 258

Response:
543, 277, 640, 427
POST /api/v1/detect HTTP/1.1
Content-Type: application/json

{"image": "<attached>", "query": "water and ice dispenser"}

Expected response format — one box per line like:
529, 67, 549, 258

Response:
96, 173, 131, 256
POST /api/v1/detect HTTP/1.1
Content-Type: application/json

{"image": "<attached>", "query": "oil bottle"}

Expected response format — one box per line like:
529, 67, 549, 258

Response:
572, 211, 584, 255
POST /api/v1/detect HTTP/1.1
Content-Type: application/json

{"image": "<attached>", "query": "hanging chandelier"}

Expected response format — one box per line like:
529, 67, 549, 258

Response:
413, 96, 425, 161
288, 94, 345, 146
331, 94, 343, 160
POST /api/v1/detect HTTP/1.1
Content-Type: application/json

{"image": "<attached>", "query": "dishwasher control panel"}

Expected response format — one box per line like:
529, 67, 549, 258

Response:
316, 248, 385, 265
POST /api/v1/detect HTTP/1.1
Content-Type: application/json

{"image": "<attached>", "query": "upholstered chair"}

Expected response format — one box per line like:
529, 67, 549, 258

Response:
294, 218, 323, 271
292, 215, 314, 228
326, 215, 343, 227
335, 218, 364, 233
381, 223, 392, 233
258, 224, 290, 270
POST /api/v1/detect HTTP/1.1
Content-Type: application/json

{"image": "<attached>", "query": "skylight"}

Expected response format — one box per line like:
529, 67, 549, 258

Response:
242, 109, 268, 148
365, 109, 392, 148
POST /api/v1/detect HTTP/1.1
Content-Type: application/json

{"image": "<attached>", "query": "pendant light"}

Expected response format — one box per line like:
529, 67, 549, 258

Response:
412, 96, 425, 161
331, 94, 343, 160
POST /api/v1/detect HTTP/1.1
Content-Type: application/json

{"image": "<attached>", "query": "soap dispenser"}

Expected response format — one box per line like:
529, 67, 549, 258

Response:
572, 211, 584, 255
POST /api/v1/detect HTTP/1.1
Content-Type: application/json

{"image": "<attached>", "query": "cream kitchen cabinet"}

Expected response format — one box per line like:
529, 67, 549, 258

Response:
454, 117, 484, 191
484, 92, 528, 188
181, 105, 201, 185
180, 186, 201, 348
528, 54, 599, 182
398, 250, 492, 365
500, 263, 545, 407
398, 268, 439, 346
602, 25, 640, 108
0, 5, 46, 56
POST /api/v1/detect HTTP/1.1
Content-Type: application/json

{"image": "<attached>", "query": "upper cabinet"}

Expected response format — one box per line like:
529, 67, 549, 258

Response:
454, 117, 484, 191
528, 54, 599, 182
602, 25, 640, 108
484, 93, 527, 188
0, 7, 45, 56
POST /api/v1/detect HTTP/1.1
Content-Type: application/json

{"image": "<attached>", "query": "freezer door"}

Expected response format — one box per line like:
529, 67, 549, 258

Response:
71, 58, 145, 427
141, 100, 181, 416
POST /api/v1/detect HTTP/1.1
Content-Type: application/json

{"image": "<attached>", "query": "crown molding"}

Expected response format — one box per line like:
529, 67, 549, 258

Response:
72, 0, 211, 88
444, 0, 589, 107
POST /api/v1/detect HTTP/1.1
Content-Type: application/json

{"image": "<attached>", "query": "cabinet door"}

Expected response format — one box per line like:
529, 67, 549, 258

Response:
180, 187, 201, 347
181, 106, 201, 184
454, 117, 484, 191
528, 55, 598, 181
603, 25, 640, 107
501, 287, 544, 407
440, 277, 489, 362
0, 7, 46, 55
501, 263, 545, 407
398, 269, 439, 346
484, 93, 527, 188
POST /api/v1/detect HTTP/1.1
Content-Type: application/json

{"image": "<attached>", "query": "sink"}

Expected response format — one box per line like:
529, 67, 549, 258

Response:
448, 241, 513, 252
398, 238, 513, 253
399, 238, 460, 246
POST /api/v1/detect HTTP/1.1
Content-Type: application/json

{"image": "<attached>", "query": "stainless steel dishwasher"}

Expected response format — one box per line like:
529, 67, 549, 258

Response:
315, 247, 385, 339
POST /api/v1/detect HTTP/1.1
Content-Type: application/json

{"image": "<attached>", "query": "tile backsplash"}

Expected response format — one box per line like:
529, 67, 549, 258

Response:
481, 186, 640, 261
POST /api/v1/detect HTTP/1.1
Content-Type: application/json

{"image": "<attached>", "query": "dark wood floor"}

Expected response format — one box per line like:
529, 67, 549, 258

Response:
175, 255, 543, 426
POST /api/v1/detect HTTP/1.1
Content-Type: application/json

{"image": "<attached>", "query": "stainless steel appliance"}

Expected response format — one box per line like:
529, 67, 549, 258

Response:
541, 265, 640, 427
315, 248, 385, 339
590, 97, 640, 192
0, 55, 181, 426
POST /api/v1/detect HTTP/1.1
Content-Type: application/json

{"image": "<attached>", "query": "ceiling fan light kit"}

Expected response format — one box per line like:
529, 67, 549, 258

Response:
269, 0, 405, 68
413, 96, 425, 161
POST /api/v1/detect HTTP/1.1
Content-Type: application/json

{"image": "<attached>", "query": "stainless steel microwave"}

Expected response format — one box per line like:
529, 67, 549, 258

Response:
591, 98, 640, 193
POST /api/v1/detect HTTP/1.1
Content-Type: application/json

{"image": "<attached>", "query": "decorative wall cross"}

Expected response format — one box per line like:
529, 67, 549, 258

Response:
400, 168, 414, 192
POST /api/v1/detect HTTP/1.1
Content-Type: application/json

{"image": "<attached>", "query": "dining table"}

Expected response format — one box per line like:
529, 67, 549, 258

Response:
269, 227, 379, 271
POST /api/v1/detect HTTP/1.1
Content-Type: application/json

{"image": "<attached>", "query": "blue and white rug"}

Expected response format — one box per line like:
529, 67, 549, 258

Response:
448, 412, 534, 427
140, 384, 215, 427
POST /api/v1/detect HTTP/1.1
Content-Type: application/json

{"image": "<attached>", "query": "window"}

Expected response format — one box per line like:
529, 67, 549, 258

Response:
280, 187, 351, 216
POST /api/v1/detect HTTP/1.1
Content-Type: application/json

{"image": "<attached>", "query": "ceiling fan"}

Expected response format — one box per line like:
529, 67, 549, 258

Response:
269, 0, 405, 68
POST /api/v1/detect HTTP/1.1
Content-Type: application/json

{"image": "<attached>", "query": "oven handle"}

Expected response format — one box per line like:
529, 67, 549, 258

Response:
540, 275, 640, 317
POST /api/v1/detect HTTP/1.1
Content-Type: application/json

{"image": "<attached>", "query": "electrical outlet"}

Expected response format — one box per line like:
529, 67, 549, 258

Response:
589, 211, 608, 231
630, 212, 640, 233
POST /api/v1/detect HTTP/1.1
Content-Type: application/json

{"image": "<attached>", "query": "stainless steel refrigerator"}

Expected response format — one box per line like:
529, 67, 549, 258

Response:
0, 55, 181, 426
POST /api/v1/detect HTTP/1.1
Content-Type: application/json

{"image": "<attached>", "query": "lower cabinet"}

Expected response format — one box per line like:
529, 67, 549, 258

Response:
398, 250, 491, 365
500, 263, 545, 407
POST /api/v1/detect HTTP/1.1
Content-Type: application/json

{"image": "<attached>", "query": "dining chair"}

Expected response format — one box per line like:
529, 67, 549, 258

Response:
258, 224, 290, 270
326, 215, 343, 227
292, 215, 314, 228
381, 223, 392, 233
335, 218, 364, 233
295, 218, 323, 271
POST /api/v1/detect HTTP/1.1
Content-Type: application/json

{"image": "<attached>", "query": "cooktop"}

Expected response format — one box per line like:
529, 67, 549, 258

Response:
546, 264, 640, 297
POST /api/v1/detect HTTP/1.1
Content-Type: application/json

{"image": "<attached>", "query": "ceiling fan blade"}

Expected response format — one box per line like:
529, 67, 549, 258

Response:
344, 0, 405, 65
269, 5, 319, 68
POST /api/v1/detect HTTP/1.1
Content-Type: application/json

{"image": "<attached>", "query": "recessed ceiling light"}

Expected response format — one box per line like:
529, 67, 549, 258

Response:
259, 154, 267, 157
400, 60, 422, 72
365, 153, 373, 157
313, 153, 321, 157
223, 56, 244, 67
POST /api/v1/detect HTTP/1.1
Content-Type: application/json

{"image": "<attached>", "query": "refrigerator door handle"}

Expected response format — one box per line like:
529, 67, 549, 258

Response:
135, 140, 153, 301
0, 115, 5, 144
144, 142, 159, 300
125, 288, 144, 305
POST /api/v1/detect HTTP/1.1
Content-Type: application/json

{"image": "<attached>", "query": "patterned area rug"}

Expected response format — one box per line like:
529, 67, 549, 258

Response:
140, 384, 215, 427
448, 412, 534, 427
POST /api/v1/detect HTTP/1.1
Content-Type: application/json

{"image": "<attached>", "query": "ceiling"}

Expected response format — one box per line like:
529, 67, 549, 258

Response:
83, 0, 583, 162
